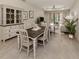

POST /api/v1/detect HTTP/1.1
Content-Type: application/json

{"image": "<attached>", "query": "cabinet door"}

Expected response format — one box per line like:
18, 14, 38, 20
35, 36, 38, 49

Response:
6, 8, 15, 24
6, 8, 11, 24
19, 24, 24, 29
2, 26, 10, 34
11, 9, 15, 24
2, 26, 10, 40
10, 26, 16, 37
0, 27, 2, 41
0, 7, 2, 25
16, 10, 22, 23
16, 25, 19, 29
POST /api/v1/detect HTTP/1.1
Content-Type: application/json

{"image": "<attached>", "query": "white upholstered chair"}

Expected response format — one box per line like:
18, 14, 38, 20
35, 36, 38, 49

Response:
18, 29, 33, 56
37, 26, 49, 47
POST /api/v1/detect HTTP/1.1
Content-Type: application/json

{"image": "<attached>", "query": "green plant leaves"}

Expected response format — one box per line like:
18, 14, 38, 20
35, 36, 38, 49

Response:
64, 18, 78, 34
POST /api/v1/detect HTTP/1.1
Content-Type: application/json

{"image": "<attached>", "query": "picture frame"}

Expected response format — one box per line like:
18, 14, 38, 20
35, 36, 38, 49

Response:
23, 11, 28, 20
29, 10, 34, 18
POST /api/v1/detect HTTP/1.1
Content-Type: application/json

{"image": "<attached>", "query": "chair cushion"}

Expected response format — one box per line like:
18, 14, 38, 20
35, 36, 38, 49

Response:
22, 40, 33, 47
38, 36, 46, 41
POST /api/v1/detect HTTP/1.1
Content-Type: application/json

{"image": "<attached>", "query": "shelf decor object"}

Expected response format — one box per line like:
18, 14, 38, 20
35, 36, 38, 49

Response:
23, 11, 28, 20
29, 10, 34, 18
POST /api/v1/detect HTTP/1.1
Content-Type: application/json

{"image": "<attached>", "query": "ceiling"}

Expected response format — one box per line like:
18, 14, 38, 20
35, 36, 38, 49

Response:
26, 0, 76, 10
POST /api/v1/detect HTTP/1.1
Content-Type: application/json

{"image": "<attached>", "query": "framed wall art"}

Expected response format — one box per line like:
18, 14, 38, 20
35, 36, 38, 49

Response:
23, 11, 28, 20
29, 10, 34, 18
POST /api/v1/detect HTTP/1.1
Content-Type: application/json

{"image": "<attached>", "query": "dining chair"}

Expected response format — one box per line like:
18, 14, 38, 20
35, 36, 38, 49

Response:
42, 22, 50, 40
37, 25, 49, 47
18, 29, 33, 56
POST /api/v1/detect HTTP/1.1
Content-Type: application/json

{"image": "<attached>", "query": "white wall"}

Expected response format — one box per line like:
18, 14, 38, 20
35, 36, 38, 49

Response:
71, 0, 79, 41
71, 0, 79, 16
0, 0, 44, 28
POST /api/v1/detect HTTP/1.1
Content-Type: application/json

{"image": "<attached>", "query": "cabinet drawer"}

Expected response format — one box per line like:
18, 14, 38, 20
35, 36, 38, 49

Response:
19, 25, 24, 29
0, 35, 2, 41
2, 34, 9, 40
10, 34, 16, 38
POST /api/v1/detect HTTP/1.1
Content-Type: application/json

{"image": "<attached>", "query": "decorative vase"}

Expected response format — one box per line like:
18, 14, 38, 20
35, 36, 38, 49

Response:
69, 34, 73, 39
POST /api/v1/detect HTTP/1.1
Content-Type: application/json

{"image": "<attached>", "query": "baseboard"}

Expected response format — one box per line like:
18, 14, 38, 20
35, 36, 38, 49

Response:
2, 36, 17, 42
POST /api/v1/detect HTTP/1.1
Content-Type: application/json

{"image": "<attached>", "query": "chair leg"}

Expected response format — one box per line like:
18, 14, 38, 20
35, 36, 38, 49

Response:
3, 40, 6, 45
43, 40, 45, 48
46, 38, 48, 42
48, 29, 50, 40
19, 45, 22, 53
27, 47, 29, 56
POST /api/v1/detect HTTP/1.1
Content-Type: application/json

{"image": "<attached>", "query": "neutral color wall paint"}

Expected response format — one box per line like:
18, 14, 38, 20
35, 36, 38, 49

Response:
0, 0, 44, 28
71, 0, 79, 41
71, 0, 79, 16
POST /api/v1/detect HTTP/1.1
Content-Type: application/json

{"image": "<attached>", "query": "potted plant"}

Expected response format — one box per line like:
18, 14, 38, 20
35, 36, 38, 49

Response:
64, 18, 78, 39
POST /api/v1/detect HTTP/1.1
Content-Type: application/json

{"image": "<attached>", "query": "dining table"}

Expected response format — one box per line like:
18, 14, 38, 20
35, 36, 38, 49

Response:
27, 26, 45, 59
17, 26, 45, 59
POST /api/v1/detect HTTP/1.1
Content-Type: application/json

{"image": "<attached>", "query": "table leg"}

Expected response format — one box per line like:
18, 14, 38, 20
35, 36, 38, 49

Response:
48, 29, 50, 40
17, 34, 20, 50
33, 39, 36, 59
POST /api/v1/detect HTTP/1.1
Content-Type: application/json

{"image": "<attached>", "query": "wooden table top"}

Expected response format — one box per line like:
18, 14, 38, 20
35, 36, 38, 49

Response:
27, 26, 45, 38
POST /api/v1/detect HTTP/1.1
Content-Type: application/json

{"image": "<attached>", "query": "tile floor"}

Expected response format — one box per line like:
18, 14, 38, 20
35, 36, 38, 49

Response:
0, 33, 79, 59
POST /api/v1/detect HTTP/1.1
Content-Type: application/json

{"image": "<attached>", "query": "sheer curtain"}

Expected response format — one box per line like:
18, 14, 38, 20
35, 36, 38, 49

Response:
44, 10, 70, 32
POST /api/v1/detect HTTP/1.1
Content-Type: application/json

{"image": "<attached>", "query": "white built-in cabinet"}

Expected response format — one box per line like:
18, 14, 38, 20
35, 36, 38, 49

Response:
0, 24, 24, 41
0, 4, 23, 25
0, 4, 24, 41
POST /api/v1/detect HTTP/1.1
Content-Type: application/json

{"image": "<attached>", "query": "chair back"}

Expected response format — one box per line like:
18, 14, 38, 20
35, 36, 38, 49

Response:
43, 25, 49, 40
19, 29, 29, 45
